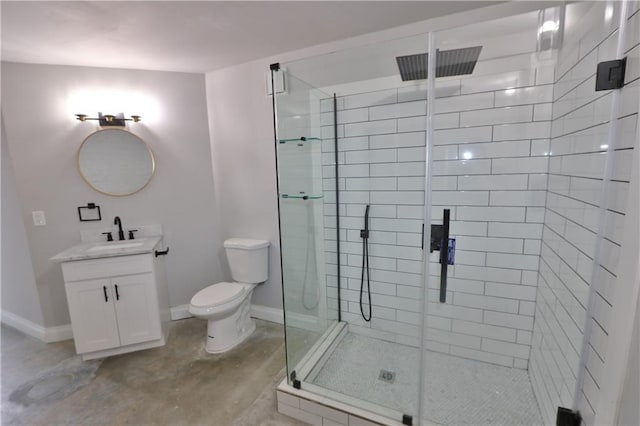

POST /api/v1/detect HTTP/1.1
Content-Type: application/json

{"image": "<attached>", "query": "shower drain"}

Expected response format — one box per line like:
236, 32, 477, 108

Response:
378, 369, 396, 384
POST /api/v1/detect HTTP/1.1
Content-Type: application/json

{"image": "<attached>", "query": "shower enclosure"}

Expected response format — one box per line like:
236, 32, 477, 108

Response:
271, 2, 640, 425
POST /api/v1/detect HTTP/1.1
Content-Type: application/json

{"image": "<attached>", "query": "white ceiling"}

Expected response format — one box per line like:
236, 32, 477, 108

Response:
1, 1, 502, 74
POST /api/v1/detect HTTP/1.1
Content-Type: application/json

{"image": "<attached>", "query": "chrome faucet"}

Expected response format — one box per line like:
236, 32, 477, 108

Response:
114, 216, 125, 241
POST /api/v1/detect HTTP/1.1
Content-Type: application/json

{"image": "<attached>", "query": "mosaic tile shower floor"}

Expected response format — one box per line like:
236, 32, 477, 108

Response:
311, 333, 544, 425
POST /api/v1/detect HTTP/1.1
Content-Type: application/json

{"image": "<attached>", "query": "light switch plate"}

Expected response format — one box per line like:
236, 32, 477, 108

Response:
32, 211, 46, 226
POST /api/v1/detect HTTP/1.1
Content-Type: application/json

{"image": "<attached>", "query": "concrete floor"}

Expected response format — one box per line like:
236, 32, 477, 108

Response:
1, 318, 306, 425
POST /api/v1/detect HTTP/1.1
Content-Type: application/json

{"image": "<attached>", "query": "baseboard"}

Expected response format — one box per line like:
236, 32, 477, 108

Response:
170, 304, 193, 320
1, 310, 72, 342
250, 304, 284, 324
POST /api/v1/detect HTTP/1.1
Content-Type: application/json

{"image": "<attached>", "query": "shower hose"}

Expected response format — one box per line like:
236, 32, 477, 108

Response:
360, 204, 372, 322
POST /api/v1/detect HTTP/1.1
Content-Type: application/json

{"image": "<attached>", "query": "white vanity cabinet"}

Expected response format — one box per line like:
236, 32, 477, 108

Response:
60, 248, 169, 360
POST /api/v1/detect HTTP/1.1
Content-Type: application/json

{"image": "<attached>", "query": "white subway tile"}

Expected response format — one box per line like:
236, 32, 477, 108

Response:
460, 69, 535, 94
397, 205, 424, 219
432, 145, 459, 161
482, 338, 531, 358
432, 159, 491, 176
485, 311, 534, 330
345, 119, 397, 137
322, 108, 368, 126
299, 400, 349, 425
371, 191, 424, 205
432, 176, 457, 191
459, 140, 530, 159
334, 164, 369, 178
485, 282, 537, 301
458, 174, 528, 190
454, 292, 520, 314
461, 105, 533, 127
487, 253, 539, 271
345, 177, 396, 191
534, 103, 553, 121
370, 162, 424, 177
454, 265, 522, 284
436, 92, 494, 113
488, 223, 543, 239
278, 402, 322, 426
397, 259, 424, 275
517, 330, 533, 345
452, 320, 517, 342
531, 139, 550, 157
519, 301, 536, 316
370, 131, 425, 149
427, 328, 482, 349
457, 206, 526, 222
450, 346, 513, 367
495, 85, 553, 107
492, 157, 549, 174
427, 302, 483, 322
449, 221, 488, 237
345, 149, 397, 164
431, 190, 489, 206
455, 236, 523, 254
526, 207, 546, 223
370, 218, 422, 234
343, 89, 397, 109
277, 391, 300, 408
369, 100, 426, 120
434, 126, 493, 145
398, 147, 426, 162
398, 84, 427, 102
494, 122, 551, 140
434, 113, 460, 130
398, 177, 425, 191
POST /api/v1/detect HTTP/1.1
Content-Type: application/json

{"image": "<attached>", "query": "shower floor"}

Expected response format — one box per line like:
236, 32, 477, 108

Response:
310, 333, 543, 425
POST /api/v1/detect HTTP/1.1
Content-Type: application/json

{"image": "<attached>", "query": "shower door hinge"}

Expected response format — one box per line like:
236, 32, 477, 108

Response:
290, 370, 301, 389
595, 57, 626, 91
402, 414, 413, 425
556, 407, 581, 426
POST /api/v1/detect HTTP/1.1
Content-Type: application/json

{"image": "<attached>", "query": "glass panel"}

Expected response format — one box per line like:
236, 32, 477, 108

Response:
423, 3, 629, 425
272, 70, 339, 382
275, 31, 430, 423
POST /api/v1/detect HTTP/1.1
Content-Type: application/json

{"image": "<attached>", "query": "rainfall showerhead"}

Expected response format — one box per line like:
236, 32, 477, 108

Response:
396, 46, 482, 81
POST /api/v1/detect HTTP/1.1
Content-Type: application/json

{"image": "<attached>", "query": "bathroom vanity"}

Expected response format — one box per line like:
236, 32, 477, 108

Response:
51, 237, 170, 360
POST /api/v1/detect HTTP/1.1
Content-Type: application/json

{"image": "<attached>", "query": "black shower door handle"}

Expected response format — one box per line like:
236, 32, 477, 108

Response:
439, 209, 450, 303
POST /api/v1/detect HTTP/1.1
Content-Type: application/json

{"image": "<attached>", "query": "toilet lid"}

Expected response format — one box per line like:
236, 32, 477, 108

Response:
191, 282, 245, 308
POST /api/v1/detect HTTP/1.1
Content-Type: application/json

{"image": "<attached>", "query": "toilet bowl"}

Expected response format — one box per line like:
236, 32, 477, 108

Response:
189, 238, 269, 353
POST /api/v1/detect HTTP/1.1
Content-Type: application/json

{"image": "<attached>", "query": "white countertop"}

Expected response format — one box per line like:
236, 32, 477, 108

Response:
51, 237, 163, 263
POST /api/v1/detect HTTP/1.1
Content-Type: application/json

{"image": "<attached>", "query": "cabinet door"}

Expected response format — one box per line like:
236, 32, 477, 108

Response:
65, 279, 120, 353
112, 273, 162, 346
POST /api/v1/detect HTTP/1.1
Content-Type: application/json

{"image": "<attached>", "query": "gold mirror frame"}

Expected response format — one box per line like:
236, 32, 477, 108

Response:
77, 128, 156, 197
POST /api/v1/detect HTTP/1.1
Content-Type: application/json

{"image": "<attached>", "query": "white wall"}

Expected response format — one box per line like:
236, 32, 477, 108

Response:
1, 113, 45, 327
529, 2, 640, 424
1, 62, 224, 327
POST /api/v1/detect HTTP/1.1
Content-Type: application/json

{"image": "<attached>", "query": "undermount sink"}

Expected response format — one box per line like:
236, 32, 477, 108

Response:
87, 242, 145, 252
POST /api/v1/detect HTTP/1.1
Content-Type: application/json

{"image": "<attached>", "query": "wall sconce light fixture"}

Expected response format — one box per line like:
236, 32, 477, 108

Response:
75, 112, 141, 127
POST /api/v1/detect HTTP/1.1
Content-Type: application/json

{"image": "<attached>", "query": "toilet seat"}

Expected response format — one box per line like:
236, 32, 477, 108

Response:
191, 282, 247, 308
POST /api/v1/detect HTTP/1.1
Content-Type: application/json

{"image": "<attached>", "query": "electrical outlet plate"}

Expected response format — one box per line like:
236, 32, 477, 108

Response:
32, 211, 46, 226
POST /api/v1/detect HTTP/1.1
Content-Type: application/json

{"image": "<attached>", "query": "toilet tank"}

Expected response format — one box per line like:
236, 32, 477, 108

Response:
224, 238, 270, 284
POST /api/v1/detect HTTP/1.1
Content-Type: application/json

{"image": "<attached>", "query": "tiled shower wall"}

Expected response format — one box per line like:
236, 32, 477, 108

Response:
529, 3, 640, 425
320, 52, 554, 368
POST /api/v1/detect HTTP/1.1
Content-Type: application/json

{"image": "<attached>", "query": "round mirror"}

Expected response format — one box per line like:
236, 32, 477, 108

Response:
78, 129, 155, 196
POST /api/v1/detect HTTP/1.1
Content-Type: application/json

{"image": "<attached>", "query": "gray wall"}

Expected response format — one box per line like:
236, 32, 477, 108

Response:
1, 113, 45, 326
205, 61, 283, 309
1, 62, 224, 327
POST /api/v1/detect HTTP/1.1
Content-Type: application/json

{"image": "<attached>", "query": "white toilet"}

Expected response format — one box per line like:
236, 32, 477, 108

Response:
189, 238, 269, 353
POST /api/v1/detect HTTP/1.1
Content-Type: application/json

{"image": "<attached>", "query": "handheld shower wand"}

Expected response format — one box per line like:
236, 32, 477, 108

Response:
360, 205, 372, 322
